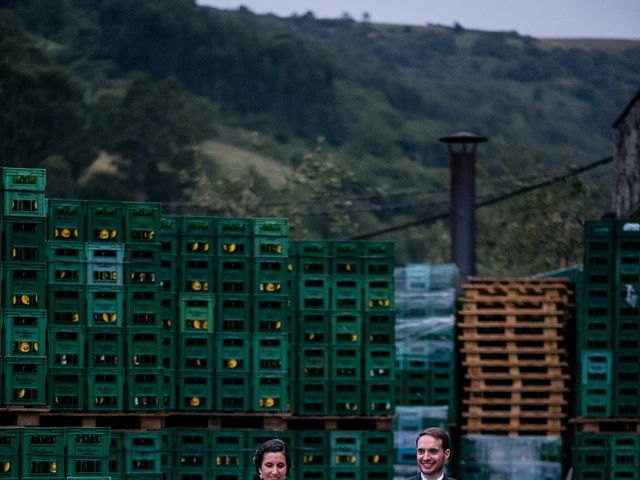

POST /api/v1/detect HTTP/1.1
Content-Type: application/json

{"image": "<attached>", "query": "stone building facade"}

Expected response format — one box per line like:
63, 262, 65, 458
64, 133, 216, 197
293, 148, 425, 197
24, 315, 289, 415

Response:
613, 89, 640, 218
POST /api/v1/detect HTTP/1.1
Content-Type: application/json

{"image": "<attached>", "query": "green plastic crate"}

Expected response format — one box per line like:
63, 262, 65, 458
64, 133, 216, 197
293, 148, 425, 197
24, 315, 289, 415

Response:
86, 286, 124, 327
180, 258, 215, 293
295, 310, 330, 344
0, 427, 21, 479
331, 276, 363, 311
160, 216, 181, 255
161, 293, 178, 331
216, 294, 250, 332
178, 333, 214, 370
126, 367, 164, 411
363, 276, 394, 311
47, 199, 86, 242
297, 275, 329, 309
178, 293, 214, 334
252, 295, 288, 333
4, 262, 46, 309
162, 332, 176, 369
215, 373, 250, 412
298, 345, 330, 379
331, 380, 362, 416
216, 235, 251, 257
215, 258, 250, 294
160, 256, 178, 292
124, 202, 161, 243
85, 201, 124, 243
3, 217, 46, 262
332, 312, 363, 345
362, 241, 393, 259
122, 431, 163, 474
295, 380, 330, 415
20, 427, 66, 478
332, 346, 362, 379
251, 218, 288, 237
178, 369, 214, 411
253, 258, 288, 295
363, 380, 395, 416
364, 312, 395, 343
251, 372, 289, 413
2, 190, 47, 216
125, 326, 163, 368
3, 308, 46, 357
210, 430, 247, 469
330, 432, 363, 467
86, 326, 124, 368
363, 431, 394, 467
125, 287, 162, 327
2, 167, 46, 191
86, 367, 125, 411
65, 427, 111, 477
4, 357, 47, 406
172, 428, 210, 470
180, 216, 215, 256
48, 367, 85, 411
86, 244, 124, 286
47, 326, 85, 367
47, 285, 85, 326
253, 236, 288, 258
216, 333, 250, 372
252, 333, 288, 372
163, 370, 176, 411
364, 346, 395, 379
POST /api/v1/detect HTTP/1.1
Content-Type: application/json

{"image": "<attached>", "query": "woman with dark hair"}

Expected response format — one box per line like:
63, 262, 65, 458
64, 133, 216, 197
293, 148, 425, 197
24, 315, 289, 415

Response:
253, 438, 291, 480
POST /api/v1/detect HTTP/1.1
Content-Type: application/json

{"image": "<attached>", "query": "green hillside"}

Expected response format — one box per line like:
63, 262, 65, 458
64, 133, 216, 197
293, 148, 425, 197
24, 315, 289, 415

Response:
1, 0, 638, 273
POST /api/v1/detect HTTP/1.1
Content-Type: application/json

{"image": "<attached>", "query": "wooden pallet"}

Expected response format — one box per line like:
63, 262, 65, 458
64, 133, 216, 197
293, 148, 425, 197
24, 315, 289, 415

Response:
462, 413, 565, 435
571, 417, 640, 433
460, 351, 567, 364
465, 376, 568, 390
460, 339, 565, 353
465, 403, 567, 416
463, 365, 570, 381
0, 409, 394, 431
464, 390, 568, 403
459, 328, 565, 342
459, 302, 568, 316
457, 314, 567, 328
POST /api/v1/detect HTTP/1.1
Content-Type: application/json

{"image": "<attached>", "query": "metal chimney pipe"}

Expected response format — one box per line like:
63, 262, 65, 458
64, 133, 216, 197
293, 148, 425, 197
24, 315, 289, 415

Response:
439, 132, 488, 282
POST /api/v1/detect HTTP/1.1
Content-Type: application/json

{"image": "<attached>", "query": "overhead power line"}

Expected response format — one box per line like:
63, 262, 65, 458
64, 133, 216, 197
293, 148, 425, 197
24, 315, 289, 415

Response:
349, 156, 613, 240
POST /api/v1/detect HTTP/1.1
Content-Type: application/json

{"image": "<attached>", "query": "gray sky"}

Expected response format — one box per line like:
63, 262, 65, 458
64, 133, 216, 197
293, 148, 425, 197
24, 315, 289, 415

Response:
197, 0, 640, 39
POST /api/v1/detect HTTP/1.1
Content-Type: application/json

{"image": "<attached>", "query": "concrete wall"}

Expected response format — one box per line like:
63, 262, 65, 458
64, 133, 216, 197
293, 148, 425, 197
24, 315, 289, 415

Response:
613, 91, 640, 218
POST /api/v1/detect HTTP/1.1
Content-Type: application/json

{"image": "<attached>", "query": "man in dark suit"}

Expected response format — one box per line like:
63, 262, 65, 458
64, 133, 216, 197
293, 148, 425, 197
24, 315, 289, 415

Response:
407, 427, 456, 480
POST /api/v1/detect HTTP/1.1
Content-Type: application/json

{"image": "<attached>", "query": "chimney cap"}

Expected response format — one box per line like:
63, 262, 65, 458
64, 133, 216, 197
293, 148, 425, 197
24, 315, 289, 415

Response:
439, 131, 488, 144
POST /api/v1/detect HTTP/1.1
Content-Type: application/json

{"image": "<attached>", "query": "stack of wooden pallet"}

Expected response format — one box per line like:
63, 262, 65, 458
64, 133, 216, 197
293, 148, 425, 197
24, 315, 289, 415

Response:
458, 277, 574, 436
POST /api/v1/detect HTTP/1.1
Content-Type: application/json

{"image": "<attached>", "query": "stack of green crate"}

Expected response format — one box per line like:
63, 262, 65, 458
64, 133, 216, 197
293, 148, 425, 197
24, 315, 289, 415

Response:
291, 241, 332, 415
290, 240, 396, 418
0, 426, 110, 480
577, 220, 616, 418
177, 216, 216, 411
210, 429, 247, 480
160, 215, 181, 410
573, 219, 640, 479
109, 430, 163, 480
393, 263, 457, 414
46, 199, 87, 411
573, 432, 640, 480
214, 217, 252, 412
362, 242, 396, 417
124, 202, 164, 412
251, 218, 290, 413
578, 219, 640, 418
1, 167, 48, 407
85, 201, 125, 412
65, 427, 111, 479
